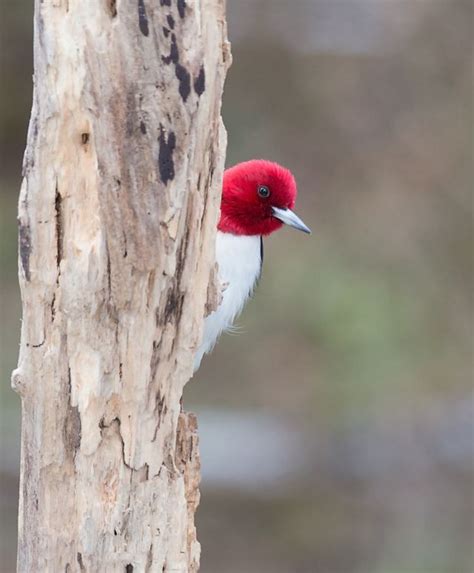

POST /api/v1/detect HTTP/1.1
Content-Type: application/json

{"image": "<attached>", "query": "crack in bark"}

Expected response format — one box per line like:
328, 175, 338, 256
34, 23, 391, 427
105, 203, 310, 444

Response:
107, 0, 117, 17
149, 338, 162, 384
161, 32, 191, 102
146, 270, 156, 310
163, 289, 184, 325
64, 369, 82, 459
158, 125, 176, 184
51, 292, 56, 321
199, 160, 215, 235
19, 219, 31, 281
105, 239, 112, 295
175, 63, 191, 102
177, 0, 186, 18
138, 0, 149, 36
145, 545, 153, 572
151, 388, 167, 442
22, 117, 38, 175
161, 33, 179, 65
166, 208, 192, 351
194, 66, 205, 97
99, 417, 150, 481
50, 178, 64, 320
27, 338, 45, 349
55, 179, 63, 270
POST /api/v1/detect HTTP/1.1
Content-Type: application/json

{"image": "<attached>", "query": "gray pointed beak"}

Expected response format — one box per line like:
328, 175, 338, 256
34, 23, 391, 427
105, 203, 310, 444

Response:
271, 206, 311, 234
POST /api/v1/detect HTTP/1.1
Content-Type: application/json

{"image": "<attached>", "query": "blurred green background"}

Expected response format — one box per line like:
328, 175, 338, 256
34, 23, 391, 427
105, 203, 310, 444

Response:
1, 1, 472, 572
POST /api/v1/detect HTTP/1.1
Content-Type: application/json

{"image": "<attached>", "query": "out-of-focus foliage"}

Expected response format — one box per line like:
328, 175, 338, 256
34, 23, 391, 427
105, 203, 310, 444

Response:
1, 1, 472, 572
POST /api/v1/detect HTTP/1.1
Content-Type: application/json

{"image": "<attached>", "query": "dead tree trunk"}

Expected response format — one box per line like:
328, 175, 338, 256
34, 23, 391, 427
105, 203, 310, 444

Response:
12, 0, 230, 570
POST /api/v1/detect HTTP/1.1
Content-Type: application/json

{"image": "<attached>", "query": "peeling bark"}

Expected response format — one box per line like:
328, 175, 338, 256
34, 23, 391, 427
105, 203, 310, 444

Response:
13, 0, 230, 570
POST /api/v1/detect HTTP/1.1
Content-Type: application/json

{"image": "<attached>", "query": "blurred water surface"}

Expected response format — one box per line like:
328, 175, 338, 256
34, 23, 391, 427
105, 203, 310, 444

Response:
1, 1, 472, 572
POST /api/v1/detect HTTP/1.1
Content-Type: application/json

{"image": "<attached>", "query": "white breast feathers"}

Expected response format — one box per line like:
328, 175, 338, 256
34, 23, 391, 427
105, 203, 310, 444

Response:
194, 231, 262, 371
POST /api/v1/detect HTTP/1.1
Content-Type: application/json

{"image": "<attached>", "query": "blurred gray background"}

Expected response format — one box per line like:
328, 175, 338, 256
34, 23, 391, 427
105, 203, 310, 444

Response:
1, 1, 472, 572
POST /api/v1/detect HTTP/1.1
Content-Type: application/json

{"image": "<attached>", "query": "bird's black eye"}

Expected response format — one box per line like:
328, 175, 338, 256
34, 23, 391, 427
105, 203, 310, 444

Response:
257, 185, 270, 198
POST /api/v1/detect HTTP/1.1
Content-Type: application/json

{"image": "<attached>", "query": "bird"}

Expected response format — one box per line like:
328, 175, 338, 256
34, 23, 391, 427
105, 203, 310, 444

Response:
194, 159, 311, 371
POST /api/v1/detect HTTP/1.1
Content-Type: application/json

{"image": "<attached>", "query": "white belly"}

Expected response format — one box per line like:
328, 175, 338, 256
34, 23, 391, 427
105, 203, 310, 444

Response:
194, 231, 262, 371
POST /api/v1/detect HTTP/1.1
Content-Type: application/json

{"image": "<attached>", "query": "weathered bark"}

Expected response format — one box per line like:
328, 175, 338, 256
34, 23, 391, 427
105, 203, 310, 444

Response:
12, 0, 230, 570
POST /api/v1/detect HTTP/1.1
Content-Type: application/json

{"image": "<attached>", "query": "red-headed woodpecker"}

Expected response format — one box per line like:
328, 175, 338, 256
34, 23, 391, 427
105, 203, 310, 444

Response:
194, 159, 310, 371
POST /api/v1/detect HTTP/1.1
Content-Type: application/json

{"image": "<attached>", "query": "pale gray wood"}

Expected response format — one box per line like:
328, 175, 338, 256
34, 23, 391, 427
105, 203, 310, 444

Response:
13, 0, 230, 570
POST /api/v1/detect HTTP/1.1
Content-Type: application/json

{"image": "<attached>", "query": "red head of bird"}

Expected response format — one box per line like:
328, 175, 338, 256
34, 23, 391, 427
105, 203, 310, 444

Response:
218, 159, 311, 236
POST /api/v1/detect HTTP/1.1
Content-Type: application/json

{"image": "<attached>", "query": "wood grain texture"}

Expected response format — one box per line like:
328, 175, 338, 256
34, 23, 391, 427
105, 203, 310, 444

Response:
13, 0, 230, 570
